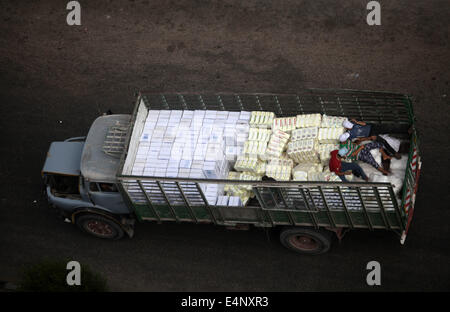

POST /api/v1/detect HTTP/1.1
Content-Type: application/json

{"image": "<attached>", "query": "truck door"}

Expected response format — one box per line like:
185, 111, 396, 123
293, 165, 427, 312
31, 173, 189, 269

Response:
88, 182, 130, 214
45, 174, 91, 212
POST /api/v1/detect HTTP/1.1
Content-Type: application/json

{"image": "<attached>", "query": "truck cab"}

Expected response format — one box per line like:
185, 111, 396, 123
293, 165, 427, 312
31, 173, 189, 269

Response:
42, 114, 135, 239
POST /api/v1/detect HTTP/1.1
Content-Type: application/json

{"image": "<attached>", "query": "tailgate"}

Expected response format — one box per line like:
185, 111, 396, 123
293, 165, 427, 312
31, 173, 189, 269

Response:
400, 129, 422, 244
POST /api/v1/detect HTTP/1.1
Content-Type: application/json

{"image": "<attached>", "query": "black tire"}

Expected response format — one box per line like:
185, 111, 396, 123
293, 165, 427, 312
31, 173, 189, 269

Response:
280, 227, 333, 255
76, 214, 124, 240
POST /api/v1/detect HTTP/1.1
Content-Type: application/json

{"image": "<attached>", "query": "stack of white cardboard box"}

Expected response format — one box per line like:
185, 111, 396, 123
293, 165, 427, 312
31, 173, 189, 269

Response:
131, 109, 251, 206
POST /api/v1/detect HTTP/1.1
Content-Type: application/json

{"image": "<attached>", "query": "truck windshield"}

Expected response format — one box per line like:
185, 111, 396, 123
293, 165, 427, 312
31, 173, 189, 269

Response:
48, 175, 79, 194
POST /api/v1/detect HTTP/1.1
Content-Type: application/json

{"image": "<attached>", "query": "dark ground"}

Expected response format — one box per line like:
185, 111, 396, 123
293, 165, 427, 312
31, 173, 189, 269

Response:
0, 0, 449, 291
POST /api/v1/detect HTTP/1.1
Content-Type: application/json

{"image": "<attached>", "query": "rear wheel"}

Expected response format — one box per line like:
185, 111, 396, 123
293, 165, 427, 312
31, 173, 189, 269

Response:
280, 227, 333, 255
76, 214, 124, 240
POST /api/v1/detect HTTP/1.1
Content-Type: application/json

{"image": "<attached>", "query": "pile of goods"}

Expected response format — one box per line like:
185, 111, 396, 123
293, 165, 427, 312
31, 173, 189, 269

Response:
132, 109, 351, 206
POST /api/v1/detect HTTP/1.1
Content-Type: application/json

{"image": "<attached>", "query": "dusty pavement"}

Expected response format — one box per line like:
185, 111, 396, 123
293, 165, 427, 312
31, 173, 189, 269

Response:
0, 0, 449, 291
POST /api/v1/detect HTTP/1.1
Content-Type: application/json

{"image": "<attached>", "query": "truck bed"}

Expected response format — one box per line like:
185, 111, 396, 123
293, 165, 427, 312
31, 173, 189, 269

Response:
116, 90, 421, 236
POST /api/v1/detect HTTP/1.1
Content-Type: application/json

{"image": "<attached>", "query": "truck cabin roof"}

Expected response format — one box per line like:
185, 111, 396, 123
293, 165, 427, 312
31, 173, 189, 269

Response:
80, 114, 130, 182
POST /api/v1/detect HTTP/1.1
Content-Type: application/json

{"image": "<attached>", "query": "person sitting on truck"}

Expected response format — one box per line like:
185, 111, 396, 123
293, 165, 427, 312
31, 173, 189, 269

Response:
338, 138, 390, 175
340, 132, 395, 162
329, 148, 369, 182
342, 119, 401, 160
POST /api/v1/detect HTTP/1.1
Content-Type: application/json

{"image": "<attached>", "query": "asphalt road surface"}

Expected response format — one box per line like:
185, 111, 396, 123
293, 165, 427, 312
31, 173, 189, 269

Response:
0, 0, 449, 291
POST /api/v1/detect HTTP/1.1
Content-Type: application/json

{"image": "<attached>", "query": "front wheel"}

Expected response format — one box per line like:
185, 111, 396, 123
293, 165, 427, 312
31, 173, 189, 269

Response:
76, 214, 124, 240
280, 227, 333, 255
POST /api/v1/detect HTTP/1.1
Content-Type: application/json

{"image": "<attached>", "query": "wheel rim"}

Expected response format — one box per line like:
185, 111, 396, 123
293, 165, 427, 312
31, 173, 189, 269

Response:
288, 234, 320, 251
85, 220, 114, 237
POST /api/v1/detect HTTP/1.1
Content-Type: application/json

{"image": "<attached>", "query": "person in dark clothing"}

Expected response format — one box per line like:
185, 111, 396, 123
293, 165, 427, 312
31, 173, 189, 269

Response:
354, 135, 400, 160
342, 119, 396, 138
364, 135, 400, 159
341, 118, 401, 160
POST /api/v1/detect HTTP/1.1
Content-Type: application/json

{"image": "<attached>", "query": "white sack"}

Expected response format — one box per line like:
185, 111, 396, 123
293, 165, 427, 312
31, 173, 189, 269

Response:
390, 155, 408, 170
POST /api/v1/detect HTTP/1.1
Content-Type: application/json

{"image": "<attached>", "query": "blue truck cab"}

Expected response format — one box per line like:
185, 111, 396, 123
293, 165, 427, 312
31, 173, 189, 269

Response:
42, 114, 135, 239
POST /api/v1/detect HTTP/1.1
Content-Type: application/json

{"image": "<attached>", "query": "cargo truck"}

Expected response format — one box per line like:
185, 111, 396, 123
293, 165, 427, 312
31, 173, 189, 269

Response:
41, 90, 422, 254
